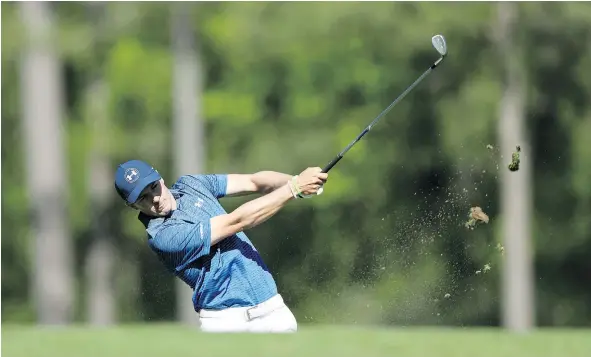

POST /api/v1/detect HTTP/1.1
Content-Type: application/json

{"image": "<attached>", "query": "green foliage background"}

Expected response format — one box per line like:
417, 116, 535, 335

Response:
2, 2, 591, 326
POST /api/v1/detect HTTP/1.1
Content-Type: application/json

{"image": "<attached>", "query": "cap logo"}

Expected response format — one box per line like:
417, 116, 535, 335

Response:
125, 168, 140, 183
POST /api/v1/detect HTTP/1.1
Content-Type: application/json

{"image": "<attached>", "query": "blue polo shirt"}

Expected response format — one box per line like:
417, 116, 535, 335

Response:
139, 174, 278, 311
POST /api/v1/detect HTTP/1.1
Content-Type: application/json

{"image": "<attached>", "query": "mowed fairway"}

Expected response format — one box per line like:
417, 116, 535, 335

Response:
2, 324, 590, 357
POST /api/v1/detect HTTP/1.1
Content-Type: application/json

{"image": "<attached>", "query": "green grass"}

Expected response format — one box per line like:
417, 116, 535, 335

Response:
2, 324, 591, 357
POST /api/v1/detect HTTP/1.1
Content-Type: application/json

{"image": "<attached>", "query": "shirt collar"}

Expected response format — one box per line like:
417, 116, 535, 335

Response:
138, 189, 183, 226
170, 188, 183, 200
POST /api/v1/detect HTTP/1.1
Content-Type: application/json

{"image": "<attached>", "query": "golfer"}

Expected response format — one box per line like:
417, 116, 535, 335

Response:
114, 159, 327, 333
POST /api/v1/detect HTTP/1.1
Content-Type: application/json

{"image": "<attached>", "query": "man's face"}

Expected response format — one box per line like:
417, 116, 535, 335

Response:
131, 179, 175, 217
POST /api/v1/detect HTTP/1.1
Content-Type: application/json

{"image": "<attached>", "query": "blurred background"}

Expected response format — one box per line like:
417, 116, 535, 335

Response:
2, 1, 591, 332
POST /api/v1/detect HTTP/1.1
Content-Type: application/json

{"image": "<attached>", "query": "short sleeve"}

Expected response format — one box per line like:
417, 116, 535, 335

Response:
190, 174, 228, 199
148, 220, 212, 272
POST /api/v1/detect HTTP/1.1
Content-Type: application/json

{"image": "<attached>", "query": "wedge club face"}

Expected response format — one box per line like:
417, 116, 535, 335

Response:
431, 34, 447, 57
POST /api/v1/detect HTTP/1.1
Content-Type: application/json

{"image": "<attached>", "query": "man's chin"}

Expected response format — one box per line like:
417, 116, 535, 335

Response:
155, 209, 171, 216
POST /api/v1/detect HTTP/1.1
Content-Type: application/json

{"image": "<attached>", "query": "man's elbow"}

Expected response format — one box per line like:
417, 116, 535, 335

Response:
210, 212, 251, 244
259, 186, 274, 195
251, 171, 285, 194
230, 212, 256, 231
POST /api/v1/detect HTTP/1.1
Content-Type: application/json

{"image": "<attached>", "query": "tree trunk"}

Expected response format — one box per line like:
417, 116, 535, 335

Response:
171, 2, 205, 325
19, 1, 75, 325
497, 2, 535, 332
84, 79, 116, 325
83, 2, 117, 327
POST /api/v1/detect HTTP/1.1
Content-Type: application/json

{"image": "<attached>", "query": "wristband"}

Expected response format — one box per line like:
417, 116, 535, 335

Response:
287, 176, 299, 199
291, 175, 304, 199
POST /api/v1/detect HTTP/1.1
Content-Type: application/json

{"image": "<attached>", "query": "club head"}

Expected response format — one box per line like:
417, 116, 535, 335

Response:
431, 34, 447, 57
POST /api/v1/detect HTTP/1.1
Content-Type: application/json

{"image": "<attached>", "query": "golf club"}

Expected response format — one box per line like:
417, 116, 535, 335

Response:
321, 34, 448, 173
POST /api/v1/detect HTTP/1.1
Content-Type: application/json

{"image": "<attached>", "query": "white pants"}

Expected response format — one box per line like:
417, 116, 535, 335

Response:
198, 294, 297, 333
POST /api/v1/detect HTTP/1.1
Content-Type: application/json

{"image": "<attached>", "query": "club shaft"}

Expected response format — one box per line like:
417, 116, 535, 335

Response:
322, 57, 444, 173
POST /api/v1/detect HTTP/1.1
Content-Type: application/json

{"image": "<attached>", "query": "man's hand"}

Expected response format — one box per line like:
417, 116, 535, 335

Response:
292, 167, 328, 197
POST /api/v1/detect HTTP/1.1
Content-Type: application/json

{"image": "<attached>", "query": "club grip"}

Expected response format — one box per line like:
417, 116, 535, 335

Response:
322, 155, 343, 173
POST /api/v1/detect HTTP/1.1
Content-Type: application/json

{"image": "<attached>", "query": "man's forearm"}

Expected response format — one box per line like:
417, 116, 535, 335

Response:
210, 184, 294, 245
251, 171, 294, 194
234, 184, 294, 230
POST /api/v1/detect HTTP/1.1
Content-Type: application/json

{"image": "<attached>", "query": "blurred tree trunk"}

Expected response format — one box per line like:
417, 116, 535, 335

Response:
496, 2, 535, 332
171, 2, 204, 325
19, 1, 74, 325
83, 2, 117, 327
84, 80, 116, 326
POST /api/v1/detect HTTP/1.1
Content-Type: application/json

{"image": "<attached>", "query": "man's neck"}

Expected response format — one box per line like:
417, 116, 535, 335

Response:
171, 194, 178, 211
169, 189, 180, 211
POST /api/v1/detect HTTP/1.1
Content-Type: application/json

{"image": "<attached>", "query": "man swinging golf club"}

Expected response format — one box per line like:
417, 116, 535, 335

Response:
114, 159, 327, 333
